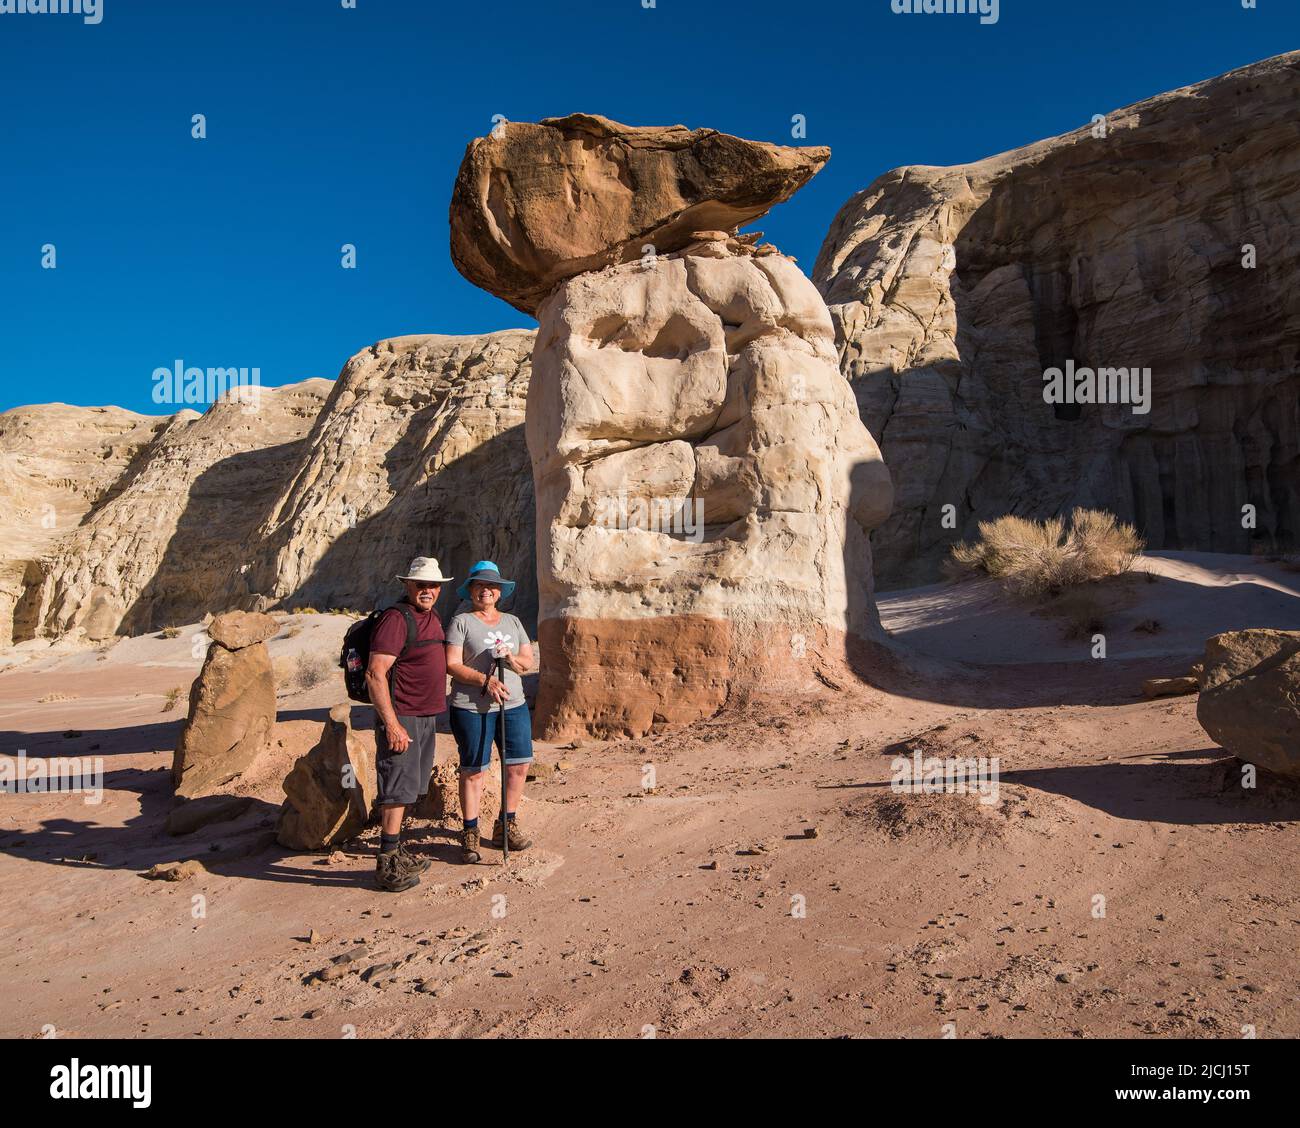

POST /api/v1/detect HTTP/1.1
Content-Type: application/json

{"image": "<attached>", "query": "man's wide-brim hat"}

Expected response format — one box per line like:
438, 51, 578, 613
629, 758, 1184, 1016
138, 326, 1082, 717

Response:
457, 560, 516, 602
397, 556, 453, 583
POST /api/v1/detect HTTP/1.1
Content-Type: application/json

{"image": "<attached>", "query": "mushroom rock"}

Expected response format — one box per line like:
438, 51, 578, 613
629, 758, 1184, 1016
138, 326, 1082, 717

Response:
449, 113, 830, 315
452, 119, 891, 740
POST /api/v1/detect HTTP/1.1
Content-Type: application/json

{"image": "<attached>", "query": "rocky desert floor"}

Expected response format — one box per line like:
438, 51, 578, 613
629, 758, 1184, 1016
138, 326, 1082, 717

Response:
1, 551, 1298, 1040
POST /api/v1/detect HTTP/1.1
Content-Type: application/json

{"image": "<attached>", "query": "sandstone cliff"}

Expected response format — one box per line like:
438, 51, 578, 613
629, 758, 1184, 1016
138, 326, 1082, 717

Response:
814, 51, 1300, 589
3, 333, 536, 646
229, 331, 536, 625
18, 381, 331, 642
0, 404, 170, 646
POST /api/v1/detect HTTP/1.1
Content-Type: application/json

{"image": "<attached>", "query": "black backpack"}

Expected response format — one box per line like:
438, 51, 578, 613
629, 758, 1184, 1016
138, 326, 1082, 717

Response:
340, 604, 427, 704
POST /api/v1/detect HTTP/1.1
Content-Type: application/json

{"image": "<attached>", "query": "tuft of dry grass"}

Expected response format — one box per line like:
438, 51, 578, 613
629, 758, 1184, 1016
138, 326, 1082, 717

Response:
289, 652, 335, 692
947, 508, 1144, 597
159, 626, 182, 639
162, 686, 184, 713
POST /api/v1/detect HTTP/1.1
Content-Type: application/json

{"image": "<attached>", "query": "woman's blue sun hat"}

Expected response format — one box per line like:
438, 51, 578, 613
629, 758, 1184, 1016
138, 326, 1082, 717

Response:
457, 560, 516, 603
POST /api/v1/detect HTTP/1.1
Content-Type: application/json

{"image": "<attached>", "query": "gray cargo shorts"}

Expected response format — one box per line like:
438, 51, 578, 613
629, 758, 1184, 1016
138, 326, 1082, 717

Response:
375, 713, 439, 807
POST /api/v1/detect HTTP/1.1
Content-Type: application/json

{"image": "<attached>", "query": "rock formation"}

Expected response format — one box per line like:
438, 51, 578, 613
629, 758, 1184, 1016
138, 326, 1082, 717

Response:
450, 114, 829, 315
3, 333, 537, 643
453, 120, 892, 739
277, 703, 377, 851
230, 332, 536, 625
0, 404, 167, 646
814, 51, 1300, 589
173, 611, 279, 799
18, 381, 330, 642
1196, 629, 1300, 779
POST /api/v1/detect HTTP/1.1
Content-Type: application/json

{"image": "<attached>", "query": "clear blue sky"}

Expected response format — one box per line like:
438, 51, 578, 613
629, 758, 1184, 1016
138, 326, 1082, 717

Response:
0, 0, 1294, 415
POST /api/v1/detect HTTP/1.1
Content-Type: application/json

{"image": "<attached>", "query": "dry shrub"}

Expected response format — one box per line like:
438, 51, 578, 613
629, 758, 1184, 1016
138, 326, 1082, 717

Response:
947, 508, 1143, 596
291, 652, 335, 692
162, 686, 184, 713
159, 626, 182, 639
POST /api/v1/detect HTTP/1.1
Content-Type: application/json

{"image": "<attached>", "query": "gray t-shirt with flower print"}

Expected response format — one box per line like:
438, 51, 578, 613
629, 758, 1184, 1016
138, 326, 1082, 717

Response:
446, 611, 530, 713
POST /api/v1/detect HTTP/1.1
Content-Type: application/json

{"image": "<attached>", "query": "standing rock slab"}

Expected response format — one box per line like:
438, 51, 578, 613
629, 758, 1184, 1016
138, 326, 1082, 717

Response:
277, 703, 377, 850
172, 621, 277, 799
450, 114, 830, 315
1196, 630, 1300, 780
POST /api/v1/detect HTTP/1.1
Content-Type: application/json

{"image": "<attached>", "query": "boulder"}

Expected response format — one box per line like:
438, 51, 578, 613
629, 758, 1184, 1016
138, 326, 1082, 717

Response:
450, 113, 830, 314
1196, 630, 1300, 779
276, 704, 377, 850
1142, 676, 1199, 699
208, 611, 279, 650
172, 639, 276, 798
526, 231, 892, 739
1197, 629, 1300, 691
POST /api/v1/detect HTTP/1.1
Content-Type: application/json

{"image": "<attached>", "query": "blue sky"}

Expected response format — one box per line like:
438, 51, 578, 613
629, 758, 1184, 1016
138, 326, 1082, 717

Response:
0, 0, 1295, 415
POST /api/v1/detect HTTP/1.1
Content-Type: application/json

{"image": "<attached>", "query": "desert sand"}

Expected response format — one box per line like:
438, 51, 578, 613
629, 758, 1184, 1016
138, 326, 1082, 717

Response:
1, 551, 1296, 1039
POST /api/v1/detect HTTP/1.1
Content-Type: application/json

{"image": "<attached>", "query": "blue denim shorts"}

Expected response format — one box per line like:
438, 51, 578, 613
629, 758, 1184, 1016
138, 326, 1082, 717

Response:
450, 704, 533, 772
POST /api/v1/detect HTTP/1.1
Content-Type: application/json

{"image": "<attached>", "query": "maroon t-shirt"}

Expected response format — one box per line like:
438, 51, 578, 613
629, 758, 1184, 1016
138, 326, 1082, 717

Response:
370, 602, 447, 717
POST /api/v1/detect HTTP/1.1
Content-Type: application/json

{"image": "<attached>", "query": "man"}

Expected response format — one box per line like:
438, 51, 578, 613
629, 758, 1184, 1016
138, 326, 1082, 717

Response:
365, 556, 453, 893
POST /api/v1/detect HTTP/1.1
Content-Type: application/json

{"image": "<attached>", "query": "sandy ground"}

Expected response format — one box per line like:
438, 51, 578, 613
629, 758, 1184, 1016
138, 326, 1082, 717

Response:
1, 554, 1297, 1039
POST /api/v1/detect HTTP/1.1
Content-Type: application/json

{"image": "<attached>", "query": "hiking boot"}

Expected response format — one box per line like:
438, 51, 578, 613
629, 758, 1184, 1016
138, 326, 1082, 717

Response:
486, 817, 532, 852
375, 850, 420, 893
397, 841, 431, 874
461, 826, 482, 864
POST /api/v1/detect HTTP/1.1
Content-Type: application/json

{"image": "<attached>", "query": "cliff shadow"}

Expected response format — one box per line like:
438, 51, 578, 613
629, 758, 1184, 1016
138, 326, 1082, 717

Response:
118, 435, 317, 637
288, 425, 538, 635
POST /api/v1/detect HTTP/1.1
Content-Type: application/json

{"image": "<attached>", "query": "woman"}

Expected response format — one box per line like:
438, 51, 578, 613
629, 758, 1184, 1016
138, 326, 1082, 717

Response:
444, 560, 535, 863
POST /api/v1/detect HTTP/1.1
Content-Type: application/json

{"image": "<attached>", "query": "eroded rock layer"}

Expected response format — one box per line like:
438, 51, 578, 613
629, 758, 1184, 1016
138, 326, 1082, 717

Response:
231, 332, 537, 625
814, 51, 1300, 589
528, 234, 893, 739
19, 382, 330, 642
6, 333, 537, 643
450, 113, 830, 315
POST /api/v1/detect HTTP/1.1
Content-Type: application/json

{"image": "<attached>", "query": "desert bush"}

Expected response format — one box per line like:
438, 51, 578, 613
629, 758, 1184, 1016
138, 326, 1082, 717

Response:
162, 686, 184, 713
159, 626, 182, 639
290, 652, 335, 692
947, 508, 1143, 596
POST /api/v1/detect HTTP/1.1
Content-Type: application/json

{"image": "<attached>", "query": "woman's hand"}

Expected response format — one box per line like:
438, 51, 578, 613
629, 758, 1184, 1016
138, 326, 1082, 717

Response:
503, 651, 530, 676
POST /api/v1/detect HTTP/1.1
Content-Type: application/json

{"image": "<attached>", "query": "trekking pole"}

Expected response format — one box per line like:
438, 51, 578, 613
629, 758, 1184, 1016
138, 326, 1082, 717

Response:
495, 651, 508, 864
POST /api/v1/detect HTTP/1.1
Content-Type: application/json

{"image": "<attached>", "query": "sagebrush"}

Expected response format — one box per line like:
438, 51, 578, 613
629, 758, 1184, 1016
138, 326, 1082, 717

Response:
947, 509, 1144, 596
